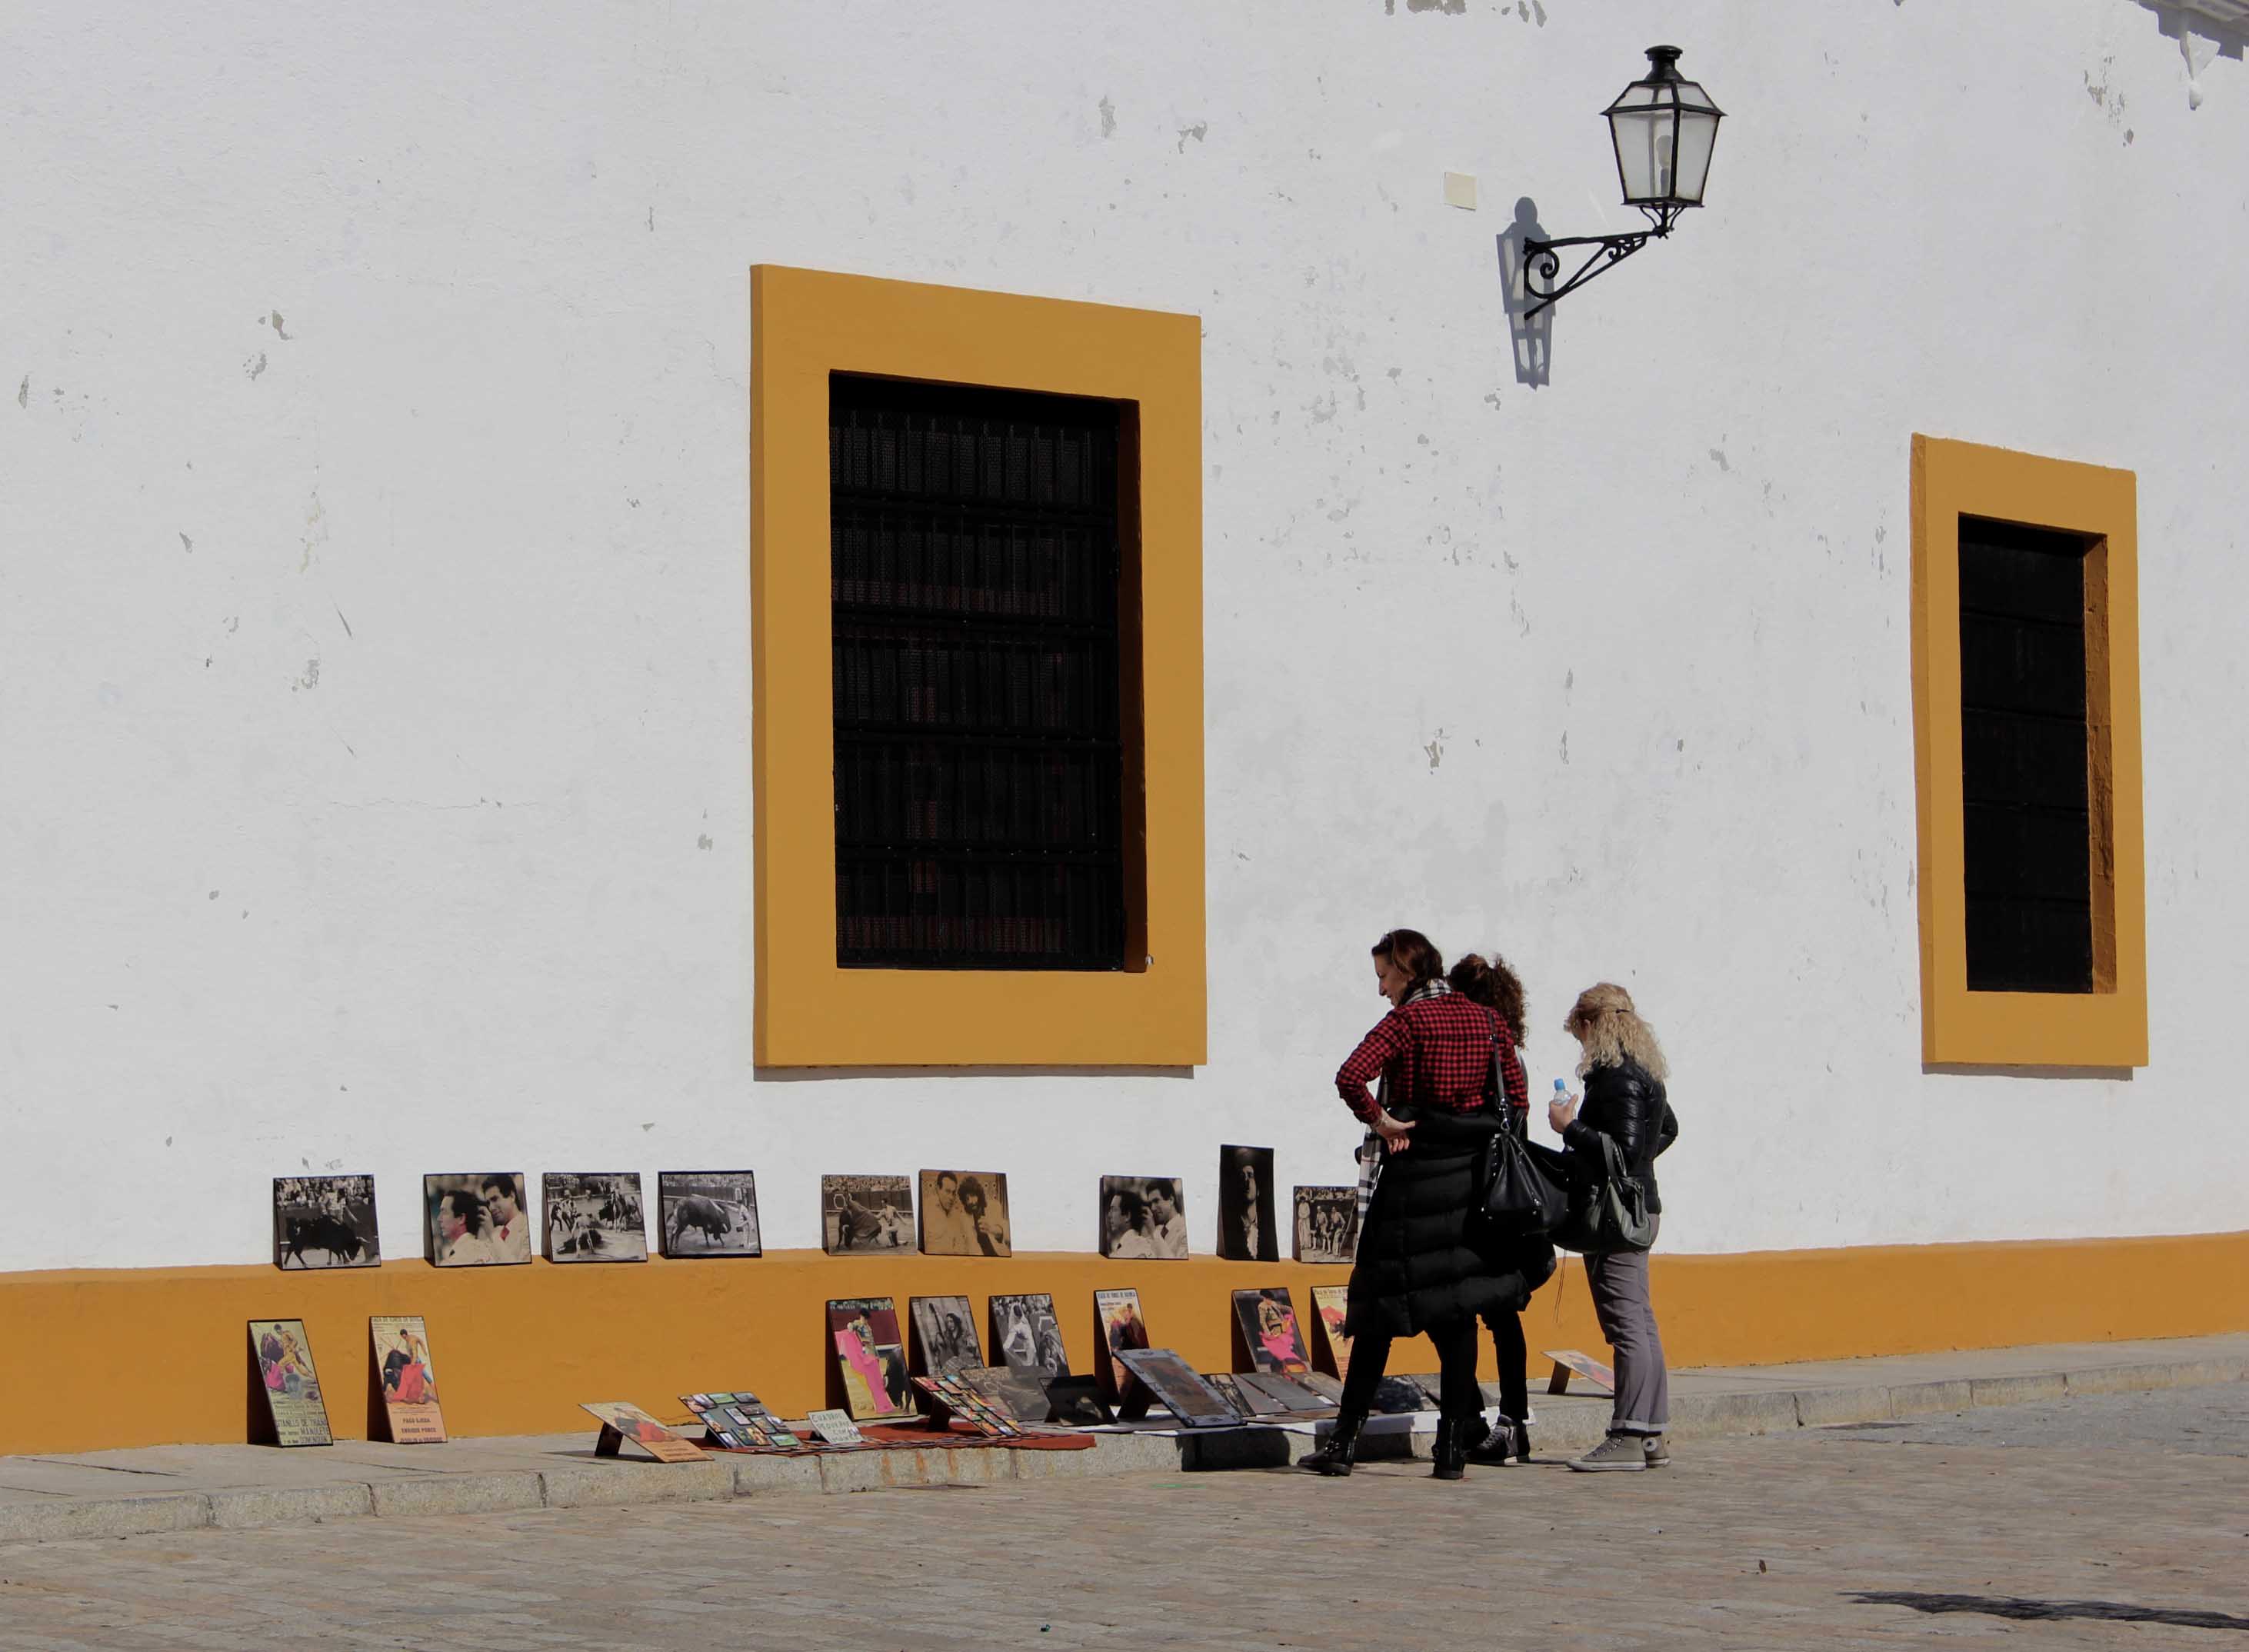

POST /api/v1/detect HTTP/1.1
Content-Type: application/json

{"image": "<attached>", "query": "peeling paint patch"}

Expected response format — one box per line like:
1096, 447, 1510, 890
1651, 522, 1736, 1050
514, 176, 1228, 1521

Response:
1405, 0, 1466, 12
334, 605, 353, 639
698, 834, 714, 850
179, 532, 193, 553
15, 375, 25, 408
295, 658, 321, 691
300, 491, 327, 571
268, 310, 292, 340
1175, 121, 1208, 152
1099, 95, 1117, 138
1708, 447, 1730, 472
1424, 731, 1445, 770
245, 351, 267, 381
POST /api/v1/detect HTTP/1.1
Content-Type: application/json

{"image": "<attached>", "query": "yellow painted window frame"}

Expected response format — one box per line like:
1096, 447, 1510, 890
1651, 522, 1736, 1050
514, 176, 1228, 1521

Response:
1909, 434, 2147, 1067
749, 266, 1206, 1067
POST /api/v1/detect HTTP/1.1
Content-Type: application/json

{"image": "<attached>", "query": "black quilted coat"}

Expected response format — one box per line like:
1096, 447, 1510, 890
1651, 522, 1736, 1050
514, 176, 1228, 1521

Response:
1344, 1108, 1519, 1341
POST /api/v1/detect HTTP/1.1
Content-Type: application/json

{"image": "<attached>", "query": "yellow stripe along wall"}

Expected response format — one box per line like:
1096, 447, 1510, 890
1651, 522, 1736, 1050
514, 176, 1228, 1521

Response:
2, 1233, 2243, 1455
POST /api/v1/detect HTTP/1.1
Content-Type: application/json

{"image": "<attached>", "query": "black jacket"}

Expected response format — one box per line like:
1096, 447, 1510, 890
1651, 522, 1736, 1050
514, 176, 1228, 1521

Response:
1561, 1057, 1678, 1214
1345, 1109, 1523, 1339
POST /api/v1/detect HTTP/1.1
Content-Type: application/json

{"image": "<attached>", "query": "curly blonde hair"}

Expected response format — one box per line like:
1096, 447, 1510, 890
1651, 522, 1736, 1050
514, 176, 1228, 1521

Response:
1564, 982, 1669, 1081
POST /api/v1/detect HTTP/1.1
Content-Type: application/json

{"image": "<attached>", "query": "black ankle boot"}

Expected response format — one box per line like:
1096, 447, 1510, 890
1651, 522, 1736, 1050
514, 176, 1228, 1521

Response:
1298, 1412, 1364, 1477
1431, 1417, 1469, 1480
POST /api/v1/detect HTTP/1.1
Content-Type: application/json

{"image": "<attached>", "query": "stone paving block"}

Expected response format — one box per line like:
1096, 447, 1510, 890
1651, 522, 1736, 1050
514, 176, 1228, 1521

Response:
728, 1454, 825, 1496
208, 1481, 375, 1530
541, 1459, 731, 1509
1664, 1389, 1798, 1441
928, 1447, 1018, 1486
1968, 1372, 2067, 1408
2065, 1357, 2249, 1395
368, 1472, 547, 1519
816, 1448, 931, 1493
1531, 1406, 1611, 1455
0, 1492, 210, 1544
1887, 1378, 1972, 1417
1793, 1384, 1894, 1427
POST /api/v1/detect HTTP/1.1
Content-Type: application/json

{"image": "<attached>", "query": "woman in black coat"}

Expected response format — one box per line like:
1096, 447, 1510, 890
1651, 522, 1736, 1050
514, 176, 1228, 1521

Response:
1299, 928, 1527, 1481
1550, 982, 1679, 1471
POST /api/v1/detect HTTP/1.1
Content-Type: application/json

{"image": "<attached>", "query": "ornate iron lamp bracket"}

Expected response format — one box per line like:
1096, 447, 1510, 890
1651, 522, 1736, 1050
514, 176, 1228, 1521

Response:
1520, 228, 1655, 318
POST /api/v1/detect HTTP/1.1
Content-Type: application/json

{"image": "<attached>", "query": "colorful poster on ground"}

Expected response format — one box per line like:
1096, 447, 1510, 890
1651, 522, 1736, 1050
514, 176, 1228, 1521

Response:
828, 1297, 911, 1420
1092, 1287, 1150, 1402
1233, 1287, 1312, 1375
370, 1316, 445, 1444
581, 1402, 707, 1463
1311, 1285, 1352, 1378
250, 1320, 333, 1447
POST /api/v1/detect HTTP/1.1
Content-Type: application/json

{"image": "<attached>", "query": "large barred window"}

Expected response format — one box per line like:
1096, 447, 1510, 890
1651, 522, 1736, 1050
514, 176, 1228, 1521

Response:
828, 375, 1129, 970
1957, 517, 2097, 994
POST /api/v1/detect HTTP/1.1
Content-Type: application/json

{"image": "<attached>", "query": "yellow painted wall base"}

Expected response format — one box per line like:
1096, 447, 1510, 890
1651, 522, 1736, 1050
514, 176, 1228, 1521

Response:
3, 1233, 2243, 1457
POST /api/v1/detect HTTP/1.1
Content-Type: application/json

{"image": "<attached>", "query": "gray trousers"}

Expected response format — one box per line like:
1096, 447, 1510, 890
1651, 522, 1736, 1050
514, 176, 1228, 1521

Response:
1585, 1231, 1668, 1435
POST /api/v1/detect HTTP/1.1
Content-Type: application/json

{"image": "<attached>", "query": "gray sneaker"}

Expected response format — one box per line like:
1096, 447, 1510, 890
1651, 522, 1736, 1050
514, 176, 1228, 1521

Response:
1643, 1434, 1671, 1467
1568, 1433, 1649, 1473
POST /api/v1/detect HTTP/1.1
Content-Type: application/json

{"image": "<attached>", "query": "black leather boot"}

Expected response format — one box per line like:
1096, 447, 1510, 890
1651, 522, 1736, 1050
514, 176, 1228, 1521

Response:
1298, 1412, 1364, 1477
1431, 1417, 1469, 1480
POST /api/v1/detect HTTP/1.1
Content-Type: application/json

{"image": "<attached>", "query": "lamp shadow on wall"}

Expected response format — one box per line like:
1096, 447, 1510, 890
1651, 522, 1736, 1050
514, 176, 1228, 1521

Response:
1496, 196, 1554, 389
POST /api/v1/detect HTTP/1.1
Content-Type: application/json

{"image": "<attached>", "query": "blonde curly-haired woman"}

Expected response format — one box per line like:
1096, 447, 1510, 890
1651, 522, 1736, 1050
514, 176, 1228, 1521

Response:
1549, 983, 1679, 1471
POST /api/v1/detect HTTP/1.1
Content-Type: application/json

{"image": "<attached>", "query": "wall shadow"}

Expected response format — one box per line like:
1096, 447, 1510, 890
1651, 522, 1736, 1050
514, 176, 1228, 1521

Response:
1921, 1063, 2135, 1082
1494, 196, 1552, 388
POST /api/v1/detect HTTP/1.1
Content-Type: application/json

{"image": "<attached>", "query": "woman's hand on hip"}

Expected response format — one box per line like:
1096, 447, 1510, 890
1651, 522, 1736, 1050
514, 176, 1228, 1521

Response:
1372, 1110, 1415, 1152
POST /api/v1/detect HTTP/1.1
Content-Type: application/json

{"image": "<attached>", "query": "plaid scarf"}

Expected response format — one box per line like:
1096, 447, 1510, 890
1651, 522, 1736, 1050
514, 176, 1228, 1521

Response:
1353, 977, 1452, 1242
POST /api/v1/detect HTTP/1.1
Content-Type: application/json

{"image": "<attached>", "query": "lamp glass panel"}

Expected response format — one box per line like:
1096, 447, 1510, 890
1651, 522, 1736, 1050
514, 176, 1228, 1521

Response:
1607, 106, 1673, 202
1671, 108, 1719, 202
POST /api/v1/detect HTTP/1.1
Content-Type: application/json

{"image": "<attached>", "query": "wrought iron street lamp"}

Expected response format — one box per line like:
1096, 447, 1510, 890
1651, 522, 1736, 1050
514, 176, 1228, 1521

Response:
1521, 45, 1724, 318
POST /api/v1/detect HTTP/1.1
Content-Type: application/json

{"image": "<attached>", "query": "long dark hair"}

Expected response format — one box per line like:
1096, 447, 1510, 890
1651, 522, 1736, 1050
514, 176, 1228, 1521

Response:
1371, 928, 1444, 987
1449, 951, 1528, 1044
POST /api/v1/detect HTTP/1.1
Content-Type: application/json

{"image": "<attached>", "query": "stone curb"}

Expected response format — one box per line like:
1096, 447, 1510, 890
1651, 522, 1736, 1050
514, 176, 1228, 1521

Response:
0, 1356, 2239, 1544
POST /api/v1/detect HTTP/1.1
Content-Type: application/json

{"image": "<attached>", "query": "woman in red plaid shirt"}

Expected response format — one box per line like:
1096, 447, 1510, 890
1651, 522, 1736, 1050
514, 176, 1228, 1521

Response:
1300, 928, 1528, 1481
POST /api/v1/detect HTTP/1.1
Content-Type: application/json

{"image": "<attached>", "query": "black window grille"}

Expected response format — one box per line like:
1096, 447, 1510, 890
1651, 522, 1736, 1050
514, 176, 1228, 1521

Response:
829, 374, 1128, 970
1957, 515, 2097, 994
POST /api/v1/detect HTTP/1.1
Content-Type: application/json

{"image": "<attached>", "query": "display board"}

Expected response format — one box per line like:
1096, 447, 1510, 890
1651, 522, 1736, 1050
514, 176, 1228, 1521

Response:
543, 1172, 648, 1262
1232, 1287, 1312, 1375
1091, 1287, 1150, 1402
828, 1297, 911, 1420
424, 1173, 533, 1266
913, 1376, 1024, 1438
917, 1170, 1012, 1257
1098, 1175, 1190, 1257
990, 1293, 1071, 1381
659, 1173, 761, 1257
821, 1175, 915, 1254
250, 1320, 332, 1447
370, 1316, 445, 1444
583, 1401, 708, 1463
1544, 1348, 1618, 1396
908, 1294, 984, 1377
272, 1175, 379, 1270
958, 1364, 1051, 1424
1310, 1284, 1353, 1378
807, 1409, 864, 1446
1115, 1348, 1240, 1430
1291, 1185, 1358, 1264
1216, 1145, 1279, 1261
681, 1391, 805, 1451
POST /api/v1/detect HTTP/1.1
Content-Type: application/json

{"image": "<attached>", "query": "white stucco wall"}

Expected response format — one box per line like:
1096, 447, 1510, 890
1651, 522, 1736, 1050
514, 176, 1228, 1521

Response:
4, 1, 2244, 1272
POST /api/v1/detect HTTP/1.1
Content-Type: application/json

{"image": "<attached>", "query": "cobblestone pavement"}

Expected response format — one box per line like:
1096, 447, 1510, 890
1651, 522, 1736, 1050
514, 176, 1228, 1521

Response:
1, 1386, 2243, 1652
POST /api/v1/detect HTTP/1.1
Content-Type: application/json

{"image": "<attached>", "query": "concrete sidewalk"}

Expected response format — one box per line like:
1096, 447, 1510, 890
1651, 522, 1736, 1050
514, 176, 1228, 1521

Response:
2, 1334, 2241, 1544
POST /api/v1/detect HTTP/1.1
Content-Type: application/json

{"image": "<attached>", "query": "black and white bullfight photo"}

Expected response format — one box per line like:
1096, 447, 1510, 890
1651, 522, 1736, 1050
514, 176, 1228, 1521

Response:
659, 1171, 762, 1257
541, 1172, 648, 1263
271, 1174, 380, 1270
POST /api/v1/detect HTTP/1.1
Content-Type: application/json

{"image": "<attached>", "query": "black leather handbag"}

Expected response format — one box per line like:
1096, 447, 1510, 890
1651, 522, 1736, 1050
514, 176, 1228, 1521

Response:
1475, 1041, 1570, 1233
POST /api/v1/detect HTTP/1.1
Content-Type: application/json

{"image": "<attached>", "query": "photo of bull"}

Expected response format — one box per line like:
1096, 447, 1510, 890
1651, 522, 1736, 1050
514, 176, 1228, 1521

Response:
271, 1175, 381, 1269
659, 1173, 761, 1257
